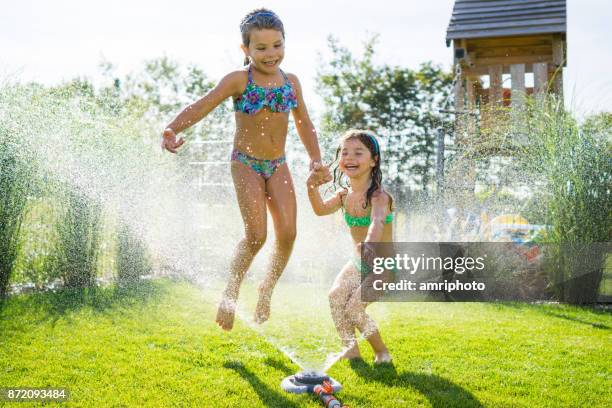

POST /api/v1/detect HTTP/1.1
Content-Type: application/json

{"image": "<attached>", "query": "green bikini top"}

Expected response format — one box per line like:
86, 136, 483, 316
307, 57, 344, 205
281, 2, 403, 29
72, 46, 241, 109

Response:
341, 191, 394, 227
344, 211, 394, 227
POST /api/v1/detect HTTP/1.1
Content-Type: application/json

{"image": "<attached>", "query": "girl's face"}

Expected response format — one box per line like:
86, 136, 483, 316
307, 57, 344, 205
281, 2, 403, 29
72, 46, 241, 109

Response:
338, 138, 376, 178
242, 29, 285, 74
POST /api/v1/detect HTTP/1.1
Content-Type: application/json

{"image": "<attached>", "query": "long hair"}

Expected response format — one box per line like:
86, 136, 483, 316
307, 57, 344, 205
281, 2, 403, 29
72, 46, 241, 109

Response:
331, 129, 383, 209
239, 9, 285, 65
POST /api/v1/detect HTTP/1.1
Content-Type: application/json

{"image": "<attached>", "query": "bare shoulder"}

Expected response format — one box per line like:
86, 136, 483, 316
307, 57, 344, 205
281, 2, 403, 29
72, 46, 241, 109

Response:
285, 72, 302, 88
224, 70, 248, 81
371, 189, 391, 207
219, 70, 248, 95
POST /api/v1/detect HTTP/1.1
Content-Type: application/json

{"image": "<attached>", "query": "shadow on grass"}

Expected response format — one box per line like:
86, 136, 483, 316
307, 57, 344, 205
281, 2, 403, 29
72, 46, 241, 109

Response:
488, 302, 611, 330
223, 361, 300, 408
349, 359, 483, 408
263, 357, 295, 376
0, 279, 167, 326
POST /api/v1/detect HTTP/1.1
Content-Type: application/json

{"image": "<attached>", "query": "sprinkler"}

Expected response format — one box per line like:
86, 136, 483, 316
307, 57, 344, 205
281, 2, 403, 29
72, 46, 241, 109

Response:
313, 380, 349, 408
281, 371, 348, 407
281, 371, 341, 394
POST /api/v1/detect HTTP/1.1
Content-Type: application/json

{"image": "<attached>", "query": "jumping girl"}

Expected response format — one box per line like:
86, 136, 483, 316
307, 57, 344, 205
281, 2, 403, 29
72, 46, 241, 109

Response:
306, 130, 393, 363
161, 8, 329, 331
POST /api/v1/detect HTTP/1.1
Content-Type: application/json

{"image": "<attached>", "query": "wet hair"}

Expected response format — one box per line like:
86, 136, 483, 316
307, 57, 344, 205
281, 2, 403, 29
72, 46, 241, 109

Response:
332, 129, 383, 209
239, 8, 285, 65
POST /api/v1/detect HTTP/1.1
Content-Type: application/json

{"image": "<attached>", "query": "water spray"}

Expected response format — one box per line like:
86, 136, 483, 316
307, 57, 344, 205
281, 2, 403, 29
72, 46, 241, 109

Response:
281, 371, 348, 407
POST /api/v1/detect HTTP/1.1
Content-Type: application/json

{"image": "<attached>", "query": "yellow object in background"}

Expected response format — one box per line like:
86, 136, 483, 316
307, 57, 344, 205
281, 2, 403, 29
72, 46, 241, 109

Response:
490, 214, 529, 225
490, 214, 531, 242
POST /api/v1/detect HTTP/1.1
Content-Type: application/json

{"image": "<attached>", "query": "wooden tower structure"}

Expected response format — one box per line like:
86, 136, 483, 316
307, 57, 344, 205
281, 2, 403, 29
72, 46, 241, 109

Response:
441, 0, 567, 211
446, 0, 567, 120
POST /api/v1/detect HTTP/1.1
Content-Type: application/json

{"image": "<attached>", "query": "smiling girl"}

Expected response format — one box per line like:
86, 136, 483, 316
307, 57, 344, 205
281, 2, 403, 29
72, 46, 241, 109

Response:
161, 8, 330, 330
307, 130, 393, 363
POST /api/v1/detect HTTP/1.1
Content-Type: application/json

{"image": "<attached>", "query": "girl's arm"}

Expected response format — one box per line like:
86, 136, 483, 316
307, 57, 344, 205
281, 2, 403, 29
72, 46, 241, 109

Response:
364, 190, 391, 243
287, 73, 322, 167
161, 71, 244, 153
306, 172, 345, 216
166, 71, 243, 133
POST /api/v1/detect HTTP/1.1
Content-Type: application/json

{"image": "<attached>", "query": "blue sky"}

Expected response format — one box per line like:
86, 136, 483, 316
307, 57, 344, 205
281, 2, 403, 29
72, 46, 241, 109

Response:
2, 0, 610, 118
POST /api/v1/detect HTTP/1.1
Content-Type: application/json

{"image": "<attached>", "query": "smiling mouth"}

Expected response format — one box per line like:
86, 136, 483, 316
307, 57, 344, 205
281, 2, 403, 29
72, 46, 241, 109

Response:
345, 165, 359, 170
263, 60, 278, 66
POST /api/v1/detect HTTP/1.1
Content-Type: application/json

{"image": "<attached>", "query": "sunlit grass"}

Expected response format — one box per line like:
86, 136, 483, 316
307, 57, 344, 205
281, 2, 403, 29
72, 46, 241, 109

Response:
1, 279, 610, 407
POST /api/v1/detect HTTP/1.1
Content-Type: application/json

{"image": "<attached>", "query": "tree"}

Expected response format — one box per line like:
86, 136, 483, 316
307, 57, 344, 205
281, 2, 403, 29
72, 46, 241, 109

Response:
98, 56, 233, 144
316, 35, 453, 194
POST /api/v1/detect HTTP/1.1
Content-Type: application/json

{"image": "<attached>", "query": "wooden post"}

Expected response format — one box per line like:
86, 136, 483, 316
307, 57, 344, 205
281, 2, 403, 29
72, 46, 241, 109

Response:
454, 72, 465, 111
510, 63, 527, 143
533, 62, 549, 99
453, 70, 466, 144
466, 76, 477, 110
510, 63, 526, 109
552, 34, 564, 97
488, 65, 503, 107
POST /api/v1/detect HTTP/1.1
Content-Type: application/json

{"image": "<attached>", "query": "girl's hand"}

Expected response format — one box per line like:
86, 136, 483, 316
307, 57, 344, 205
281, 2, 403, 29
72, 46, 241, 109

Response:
310, 161, 332, 184
307, 165, 332, 189
309, 159, 322, 171
306, 169, 324, 189
161, 128, 185, 154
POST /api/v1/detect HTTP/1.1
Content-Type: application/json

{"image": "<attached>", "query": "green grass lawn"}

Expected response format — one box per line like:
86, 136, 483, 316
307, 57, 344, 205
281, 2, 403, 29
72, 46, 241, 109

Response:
0, 279, 610, 407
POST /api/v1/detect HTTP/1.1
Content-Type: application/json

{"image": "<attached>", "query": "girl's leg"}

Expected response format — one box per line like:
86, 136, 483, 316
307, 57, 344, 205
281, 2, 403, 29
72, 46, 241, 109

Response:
328, 262, 362, 359
216, 161, 267, 331
345, 290, 392, 363
254, 163, 297, 323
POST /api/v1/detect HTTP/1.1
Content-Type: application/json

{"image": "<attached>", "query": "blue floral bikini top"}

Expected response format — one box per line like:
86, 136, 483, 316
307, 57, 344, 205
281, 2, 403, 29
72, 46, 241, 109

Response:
233, 65, 298, 115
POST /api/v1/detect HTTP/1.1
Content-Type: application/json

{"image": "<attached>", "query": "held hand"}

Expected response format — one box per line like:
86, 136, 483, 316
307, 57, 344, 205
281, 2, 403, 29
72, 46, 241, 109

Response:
307, 164, 332, 189
161, 128, 185, 154
310, 160, 332, 184
309, 159, 321, 171
306, 169, 323, 189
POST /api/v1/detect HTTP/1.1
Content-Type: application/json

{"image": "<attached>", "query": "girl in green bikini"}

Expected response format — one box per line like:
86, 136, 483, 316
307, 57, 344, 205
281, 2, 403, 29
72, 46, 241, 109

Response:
161, 9, 330, 331
307, 130, 393, 363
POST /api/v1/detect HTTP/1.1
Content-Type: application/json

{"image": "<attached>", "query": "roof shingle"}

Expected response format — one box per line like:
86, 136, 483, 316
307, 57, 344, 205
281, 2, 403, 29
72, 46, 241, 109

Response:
446, 0, 566, 44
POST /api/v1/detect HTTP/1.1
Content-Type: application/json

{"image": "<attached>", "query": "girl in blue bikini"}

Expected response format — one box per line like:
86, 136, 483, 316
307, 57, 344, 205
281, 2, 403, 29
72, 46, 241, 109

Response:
161, 8, 330, 331
307, 130, 393, 363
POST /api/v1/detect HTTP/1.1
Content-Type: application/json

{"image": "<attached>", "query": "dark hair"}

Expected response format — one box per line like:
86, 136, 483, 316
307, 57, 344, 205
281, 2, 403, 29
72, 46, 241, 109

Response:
240, 8, 285, 65
332, 129, 383, 209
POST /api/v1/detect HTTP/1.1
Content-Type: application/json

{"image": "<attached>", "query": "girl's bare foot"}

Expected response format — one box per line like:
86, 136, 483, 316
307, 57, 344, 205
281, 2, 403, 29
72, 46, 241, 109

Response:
374, 350, 392, 364
254, 289, 272, 324
215, 297, 237, 331
340, 342, 362, 360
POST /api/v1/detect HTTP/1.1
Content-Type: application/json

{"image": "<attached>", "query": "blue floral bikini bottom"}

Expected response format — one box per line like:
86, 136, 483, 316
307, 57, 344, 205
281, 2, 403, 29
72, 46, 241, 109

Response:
231, 149, 286, 180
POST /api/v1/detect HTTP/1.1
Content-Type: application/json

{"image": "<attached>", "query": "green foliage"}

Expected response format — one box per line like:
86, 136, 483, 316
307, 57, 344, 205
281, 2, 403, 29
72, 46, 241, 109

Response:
518, 98, 612, 303
1, 60, 204, 291
316, 35, 453, 191
99, 56, 232, 143
52, 188, 103, 289
117, 223, 152, 286
0, 136, 32, 298
0, 88, 40, 298
12, 199, 59, 288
